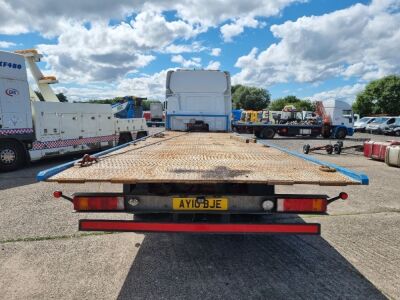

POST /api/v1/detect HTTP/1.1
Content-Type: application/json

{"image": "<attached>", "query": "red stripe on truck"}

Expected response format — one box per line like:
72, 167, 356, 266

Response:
32, 134, 118, 150
79, 220, 321, 234
0, 128, 34, 135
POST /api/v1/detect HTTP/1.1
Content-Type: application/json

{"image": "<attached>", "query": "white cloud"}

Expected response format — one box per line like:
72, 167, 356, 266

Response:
117, 69, 171, 100
36, 10, 205, 82
37, 22, 156, 82
163, 42, 206, 54
220, 17, 263, 42
206, 60, 221, 70
210, 48, 221, 57
233, 0, 400, 86
0, 41, 16, 48
55, 69, 171, 101
171, 55, 202, 68
306, 83, 366, 103
0, 0, 301, 37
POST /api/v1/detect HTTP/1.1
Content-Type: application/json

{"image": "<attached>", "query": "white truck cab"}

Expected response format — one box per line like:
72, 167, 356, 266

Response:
166, 70, 232, 132
0, 51, 33, 138
322, 99, 355, 138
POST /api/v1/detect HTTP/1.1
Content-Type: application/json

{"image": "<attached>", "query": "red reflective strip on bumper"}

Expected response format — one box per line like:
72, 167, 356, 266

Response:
79, 220, 320, 234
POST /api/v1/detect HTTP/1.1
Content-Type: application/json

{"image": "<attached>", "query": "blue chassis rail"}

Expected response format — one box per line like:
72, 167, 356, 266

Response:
37, 132, 368, 185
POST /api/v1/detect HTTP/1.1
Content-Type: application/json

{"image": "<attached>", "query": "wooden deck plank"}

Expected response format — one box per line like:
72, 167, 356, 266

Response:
47, 132, 360, 185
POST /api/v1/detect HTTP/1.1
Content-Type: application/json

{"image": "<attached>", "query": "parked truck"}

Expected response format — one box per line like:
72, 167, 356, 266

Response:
38, 70, 368, 235
233, 100, 355, 139
0, 50, 148, 171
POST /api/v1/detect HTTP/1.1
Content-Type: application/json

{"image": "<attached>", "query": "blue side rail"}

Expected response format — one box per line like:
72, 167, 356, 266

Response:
262, 140, 369, 185
37, 131, 165, 182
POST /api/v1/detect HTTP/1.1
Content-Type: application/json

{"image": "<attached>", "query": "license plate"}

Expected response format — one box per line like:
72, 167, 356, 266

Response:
300, 129, 311, 134
172, 197, 228, 210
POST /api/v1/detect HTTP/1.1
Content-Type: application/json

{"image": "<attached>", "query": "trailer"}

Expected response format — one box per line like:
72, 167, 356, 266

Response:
39, 70, 368, 235
232, 100, 356, 139
0, 50, 148, 171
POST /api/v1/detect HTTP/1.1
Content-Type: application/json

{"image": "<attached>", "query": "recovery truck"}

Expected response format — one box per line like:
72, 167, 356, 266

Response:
232, 100, 355, 139
38, 70, 368, 235
0, 50, 148, 171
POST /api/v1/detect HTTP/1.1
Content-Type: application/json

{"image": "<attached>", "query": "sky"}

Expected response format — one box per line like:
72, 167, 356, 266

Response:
0, 0, 399, 103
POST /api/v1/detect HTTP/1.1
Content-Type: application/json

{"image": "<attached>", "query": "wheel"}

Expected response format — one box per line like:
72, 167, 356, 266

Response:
0, 141, 26, 172
117, 133, 133, 145
136, 131, 148, 139
322, 125, 331, 138
333, 144, 342, 154
395, 130, 400, 137
335, 128, 347, 139
303, 144, 311, 154
260, 128, 276, 139
326, 145, 333, 154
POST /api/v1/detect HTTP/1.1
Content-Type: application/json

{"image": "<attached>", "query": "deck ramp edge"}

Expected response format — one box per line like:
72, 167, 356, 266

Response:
261, 141, 369, 185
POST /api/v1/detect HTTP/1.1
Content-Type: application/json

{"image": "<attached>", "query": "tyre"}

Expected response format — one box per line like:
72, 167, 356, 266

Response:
303, 144, 311, 154
0, 141, 26, 172
335, 128, 347, 139
260, 127, 276, 139
395, 130, 400, 137
333, 144, 342, 154
326, 145, 333, 154
136, 131, 148, 139
118, 132, 133, 145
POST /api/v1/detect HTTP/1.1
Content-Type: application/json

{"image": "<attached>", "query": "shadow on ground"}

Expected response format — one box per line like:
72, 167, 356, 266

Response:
118, 233, 386, 300
0, 156, 71, 190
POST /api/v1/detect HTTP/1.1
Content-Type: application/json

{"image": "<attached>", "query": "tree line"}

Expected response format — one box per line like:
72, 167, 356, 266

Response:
231, 84, 314, 111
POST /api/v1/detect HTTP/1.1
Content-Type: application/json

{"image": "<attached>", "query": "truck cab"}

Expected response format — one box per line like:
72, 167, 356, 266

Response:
0, 51, 34, 170
165, 70, 232, 132
323, 99, 355, 138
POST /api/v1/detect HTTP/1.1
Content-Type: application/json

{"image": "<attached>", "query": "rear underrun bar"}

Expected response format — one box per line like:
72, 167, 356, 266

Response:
79, 220, 321, 234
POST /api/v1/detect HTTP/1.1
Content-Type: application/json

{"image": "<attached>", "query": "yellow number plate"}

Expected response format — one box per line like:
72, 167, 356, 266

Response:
172, 197, 228, 211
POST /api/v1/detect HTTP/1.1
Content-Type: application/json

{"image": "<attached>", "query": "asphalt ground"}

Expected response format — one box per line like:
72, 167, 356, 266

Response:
0, 132, 399, 299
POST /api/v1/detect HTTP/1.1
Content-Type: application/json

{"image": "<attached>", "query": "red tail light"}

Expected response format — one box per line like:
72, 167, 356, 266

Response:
73, 196, 124, 211
277, 198, 327, 213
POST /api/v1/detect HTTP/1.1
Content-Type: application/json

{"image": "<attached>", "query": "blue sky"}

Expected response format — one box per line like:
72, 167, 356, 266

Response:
0, 0, 399, 102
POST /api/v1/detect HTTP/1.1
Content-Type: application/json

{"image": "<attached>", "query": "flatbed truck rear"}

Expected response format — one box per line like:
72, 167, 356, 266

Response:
38, 70, 368, 235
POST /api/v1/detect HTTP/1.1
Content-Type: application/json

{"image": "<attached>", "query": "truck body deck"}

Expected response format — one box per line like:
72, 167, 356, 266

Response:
41, 132, 363, 186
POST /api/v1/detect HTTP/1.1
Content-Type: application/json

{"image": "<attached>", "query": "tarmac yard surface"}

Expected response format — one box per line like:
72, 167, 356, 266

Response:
1, 133, 399, 299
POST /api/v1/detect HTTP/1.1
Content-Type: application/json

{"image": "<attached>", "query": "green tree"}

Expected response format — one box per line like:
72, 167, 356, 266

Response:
231, 85, 270, 110
269, 95, 314, 111
352, 75, 400, 115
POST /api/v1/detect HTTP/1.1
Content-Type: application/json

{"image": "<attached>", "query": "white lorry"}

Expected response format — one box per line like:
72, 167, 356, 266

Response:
0, 50, 148, 171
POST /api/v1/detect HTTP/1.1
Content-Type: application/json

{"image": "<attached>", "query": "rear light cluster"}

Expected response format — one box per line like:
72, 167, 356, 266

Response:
277, 198, 327, 213
73, 196, 124, 211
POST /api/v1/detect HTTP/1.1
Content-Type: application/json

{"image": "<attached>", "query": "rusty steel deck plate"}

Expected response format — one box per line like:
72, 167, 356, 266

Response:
46, 132, 361, 185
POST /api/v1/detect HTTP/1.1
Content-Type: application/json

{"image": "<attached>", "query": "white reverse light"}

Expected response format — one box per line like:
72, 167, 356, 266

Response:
262, 200, 274, 211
